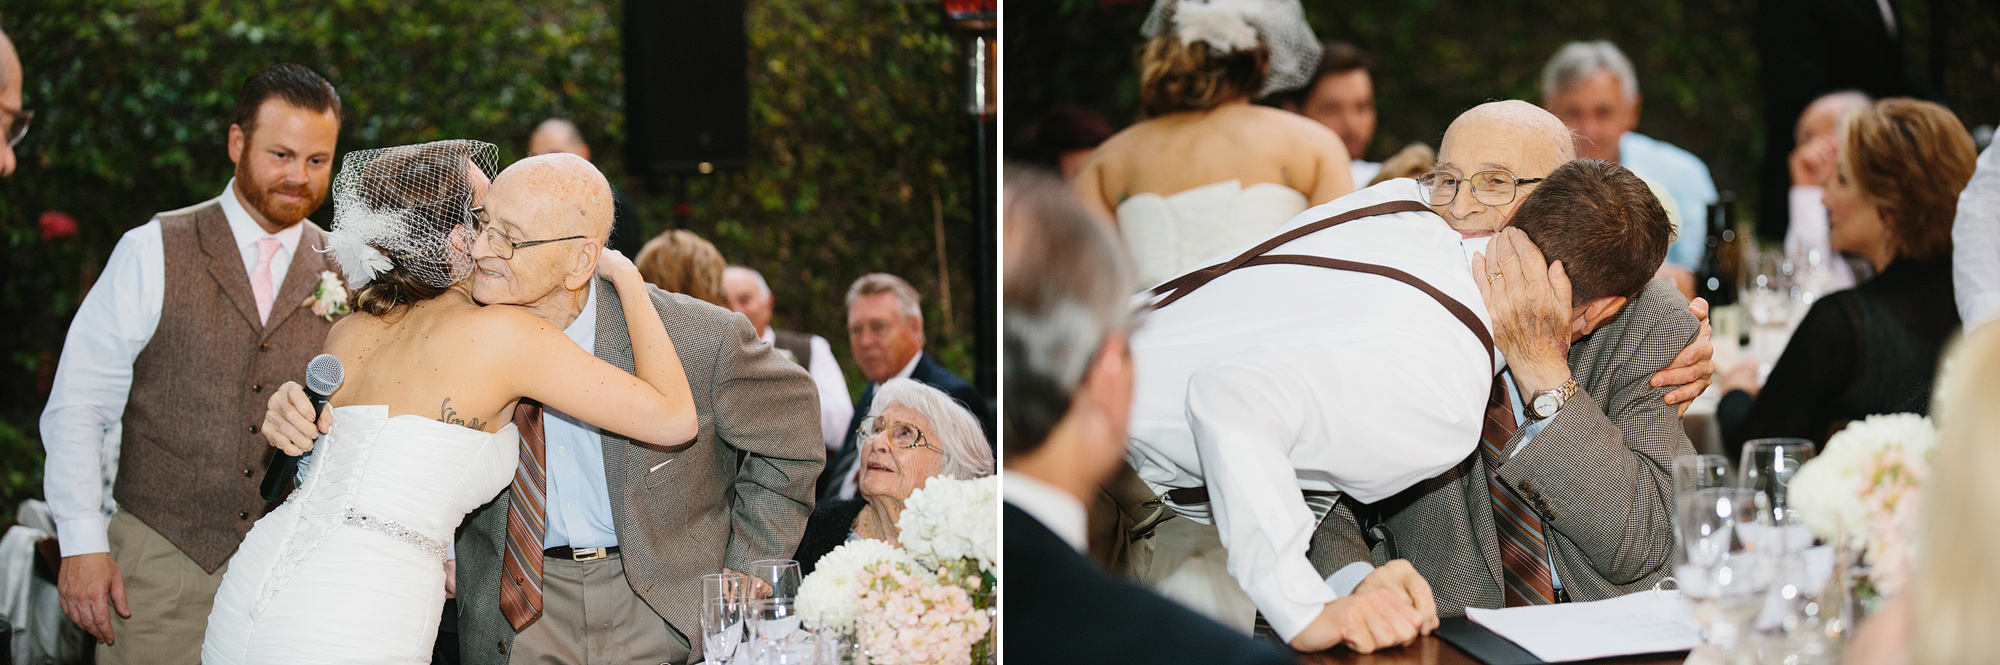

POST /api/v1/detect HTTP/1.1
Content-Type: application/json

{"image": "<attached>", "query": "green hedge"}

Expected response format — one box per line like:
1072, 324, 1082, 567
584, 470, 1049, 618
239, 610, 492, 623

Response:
0, 0, 985, 513
1006, 0, 1999, 232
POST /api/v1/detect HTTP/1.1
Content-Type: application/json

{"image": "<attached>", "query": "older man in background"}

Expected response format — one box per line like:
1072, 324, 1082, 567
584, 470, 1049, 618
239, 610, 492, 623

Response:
528, 117, 642, 257
1540, 41, 1717, 273
1, 19, 24, 177
723, 265, 856, 455
818, 273, 992, 502
1783, 90, 1873, 292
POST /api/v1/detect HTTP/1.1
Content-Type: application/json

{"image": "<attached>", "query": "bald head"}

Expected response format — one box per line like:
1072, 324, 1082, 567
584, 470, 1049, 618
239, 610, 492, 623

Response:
529, 118, 590, 161
1431, 101, 1577, 237
1797, 91, 1871, 146
493, 152, 615, 241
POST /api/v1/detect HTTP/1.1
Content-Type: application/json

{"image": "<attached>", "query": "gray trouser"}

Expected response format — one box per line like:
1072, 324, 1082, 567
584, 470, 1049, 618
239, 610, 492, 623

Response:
511, 553, 690, 665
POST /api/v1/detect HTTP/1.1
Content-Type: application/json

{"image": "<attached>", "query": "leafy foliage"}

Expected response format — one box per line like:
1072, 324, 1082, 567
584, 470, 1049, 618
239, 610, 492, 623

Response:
0, 1, 985, 512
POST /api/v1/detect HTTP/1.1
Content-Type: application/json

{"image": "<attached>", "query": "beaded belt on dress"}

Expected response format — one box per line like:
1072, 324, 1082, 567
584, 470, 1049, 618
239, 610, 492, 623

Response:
342, 508, 449, 561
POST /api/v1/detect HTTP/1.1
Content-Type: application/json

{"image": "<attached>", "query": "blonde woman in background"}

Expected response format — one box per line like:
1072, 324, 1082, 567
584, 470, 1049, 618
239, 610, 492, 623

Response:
1073, 0, 1352, 288
635, 229, 728, 307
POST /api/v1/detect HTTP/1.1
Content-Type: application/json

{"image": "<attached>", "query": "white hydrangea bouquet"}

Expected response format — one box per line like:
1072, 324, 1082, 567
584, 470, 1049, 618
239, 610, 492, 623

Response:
796, 475, 998, 664
1788, 413, 1937, 596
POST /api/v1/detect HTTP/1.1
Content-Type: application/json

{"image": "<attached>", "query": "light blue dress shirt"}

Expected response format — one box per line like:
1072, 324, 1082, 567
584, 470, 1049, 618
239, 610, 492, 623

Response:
1621, 132, 1719, 271
542, 281, 620, 550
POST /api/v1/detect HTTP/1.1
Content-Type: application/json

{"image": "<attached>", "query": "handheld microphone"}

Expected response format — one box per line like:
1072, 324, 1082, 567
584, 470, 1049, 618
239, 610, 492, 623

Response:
261, 354, 345, 501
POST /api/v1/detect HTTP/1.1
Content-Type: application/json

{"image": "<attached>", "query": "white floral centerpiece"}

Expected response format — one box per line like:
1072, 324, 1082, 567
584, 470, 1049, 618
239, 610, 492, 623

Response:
1789, 412, 1937, 596
796, 475, 998, 664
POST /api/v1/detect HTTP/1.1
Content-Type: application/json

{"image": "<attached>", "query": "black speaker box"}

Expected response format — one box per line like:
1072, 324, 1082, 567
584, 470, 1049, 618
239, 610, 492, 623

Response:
624, 0, 750, 175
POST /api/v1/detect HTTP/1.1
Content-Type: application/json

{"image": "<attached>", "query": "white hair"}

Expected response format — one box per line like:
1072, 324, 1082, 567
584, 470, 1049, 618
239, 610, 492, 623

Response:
870, 378, 993, 480
725, 265, 772, 298
1541, 40, 1638, 102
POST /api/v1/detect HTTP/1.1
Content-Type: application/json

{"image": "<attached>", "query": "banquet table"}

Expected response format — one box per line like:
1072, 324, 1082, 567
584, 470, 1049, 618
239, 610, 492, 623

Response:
1295, 636, 1688, 665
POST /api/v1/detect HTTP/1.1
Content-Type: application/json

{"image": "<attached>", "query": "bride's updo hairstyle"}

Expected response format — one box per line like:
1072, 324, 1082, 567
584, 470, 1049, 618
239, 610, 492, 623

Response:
1136, 0, 1321, 118
325, 139, 500, 317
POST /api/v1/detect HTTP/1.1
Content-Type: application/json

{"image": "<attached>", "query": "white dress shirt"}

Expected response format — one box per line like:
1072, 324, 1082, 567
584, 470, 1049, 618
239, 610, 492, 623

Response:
41, 180, 302, 556
1125, 181, 1500, 642
759, 327, 855, 451
1954, 143, 2000, 330
1003, 471, 1088, 553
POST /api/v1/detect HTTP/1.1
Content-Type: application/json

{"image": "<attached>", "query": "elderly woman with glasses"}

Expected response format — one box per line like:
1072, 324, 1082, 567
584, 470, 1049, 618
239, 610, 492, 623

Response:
794, 378, 994, 574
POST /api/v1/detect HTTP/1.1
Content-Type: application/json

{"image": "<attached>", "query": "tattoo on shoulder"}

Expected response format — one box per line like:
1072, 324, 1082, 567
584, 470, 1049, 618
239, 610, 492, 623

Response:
439, 397, 488, 431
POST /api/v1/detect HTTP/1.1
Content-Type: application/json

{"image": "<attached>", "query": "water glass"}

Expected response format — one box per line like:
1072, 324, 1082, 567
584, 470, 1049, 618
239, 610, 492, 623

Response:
1738, 438, 1815, 526
702, 573, 748, 664
1678, 487, 1757, 569
747, 596, 802, 662
749, 559, 804, 601
1674, 454, 1734, 498
1679, 552, 1772, 655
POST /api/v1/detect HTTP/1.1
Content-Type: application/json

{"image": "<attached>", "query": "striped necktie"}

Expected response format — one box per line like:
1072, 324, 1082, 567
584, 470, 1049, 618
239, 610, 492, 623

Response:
499, 399, 548, 630
1480, 376, 1556, 606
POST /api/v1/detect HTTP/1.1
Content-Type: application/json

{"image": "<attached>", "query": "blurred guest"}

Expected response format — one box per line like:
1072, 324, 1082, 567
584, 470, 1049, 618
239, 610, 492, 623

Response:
723, 265, 855, 453
1541, 40, 1716, 272
528, 118, 643, 256
1075, 0, 1351, 287
633, 228, 727, 307
818, 273, 992, 502
1785, 91, 1873, 293
1282, 41, 1380, 190
1016, 104, 1114, 181
41, 63, 343, 663
1953, 142, 2000, 332
1002, 165, 1294, 664
1368, 142, 1434, 186
1756, 0, 1928, 242
1, 19, 22, 177
794, 378, 992, 575
1718, 99, 1976, 457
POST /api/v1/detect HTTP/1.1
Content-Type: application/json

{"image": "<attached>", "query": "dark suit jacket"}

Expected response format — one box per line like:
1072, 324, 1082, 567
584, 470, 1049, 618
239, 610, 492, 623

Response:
794, 498, 865, 576
457, 279, 824, 664
1006, 504, 1296, 665
817, 352, 993, 501
1313, 280, 1700, 615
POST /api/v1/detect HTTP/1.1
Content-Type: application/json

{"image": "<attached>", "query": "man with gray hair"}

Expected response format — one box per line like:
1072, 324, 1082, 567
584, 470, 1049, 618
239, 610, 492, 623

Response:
819, 273, 992, 502
1783, 90, 1873, 293
1541, 40, 1717, 271
1002, 166, 1299, 663
1, 17, 24, 177
722, 264, 856, 453
527, 117, 642, 256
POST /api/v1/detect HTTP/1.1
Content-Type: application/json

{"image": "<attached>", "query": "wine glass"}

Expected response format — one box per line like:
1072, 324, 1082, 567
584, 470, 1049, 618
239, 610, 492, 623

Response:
1738, 438, 1816, 529
1678, 487, 1757, 569
1679, 551, 1772, 656
747, 597, 801, 662
702, 573, 747, 664
749, 559, 803, 601
1674, 454, 1735, 498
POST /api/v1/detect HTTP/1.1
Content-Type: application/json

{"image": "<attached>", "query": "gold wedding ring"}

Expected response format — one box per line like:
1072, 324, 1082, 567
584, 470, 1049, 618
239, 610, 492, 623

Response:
1488, 271, 1504, 283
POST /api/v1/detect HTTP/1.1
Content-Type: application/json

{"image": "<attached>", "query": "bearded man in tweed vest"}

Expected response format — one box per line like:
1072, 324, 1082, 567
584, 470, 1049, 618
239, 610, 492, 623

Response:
40, 63, 345, 664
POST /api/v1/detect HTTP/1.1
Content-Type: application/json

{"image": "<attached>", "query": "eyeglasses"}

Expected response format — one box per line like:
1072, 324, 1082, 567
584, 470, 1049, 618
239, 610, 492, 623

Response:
1416, 170, 1545, 207
858, 416, 942, 454
466, 205, 587, 260
4, 108, 32, 148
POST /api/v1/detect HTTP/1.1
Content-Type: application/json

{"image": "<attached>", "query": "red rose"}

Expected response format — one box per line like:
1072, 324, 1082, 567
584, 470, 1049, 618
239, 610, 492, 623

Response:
40, 211, 79, 242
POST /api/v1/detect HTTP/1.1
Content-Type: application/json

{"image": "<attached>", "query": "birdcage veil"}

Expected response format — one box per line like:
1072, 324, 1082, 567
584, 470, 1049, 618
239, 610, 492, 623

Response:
1140, 0, 1322, 98
325, 139, 500, 289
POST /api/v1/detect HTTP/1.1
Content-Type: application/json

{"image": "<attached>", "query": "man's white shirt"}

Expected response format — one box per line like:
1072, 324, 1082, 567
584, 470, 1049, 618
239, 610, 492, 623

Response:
1955, 142, 2000, 330
758, 327, 856, 451
41, 180, 302, 556
1124, 180, 1501, 641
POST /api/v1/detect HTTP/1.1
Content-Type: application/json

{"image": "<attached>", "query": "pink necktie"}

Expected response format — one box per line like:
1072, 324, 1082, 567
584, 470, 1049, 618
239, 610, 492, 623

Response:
252, 237, 281, 325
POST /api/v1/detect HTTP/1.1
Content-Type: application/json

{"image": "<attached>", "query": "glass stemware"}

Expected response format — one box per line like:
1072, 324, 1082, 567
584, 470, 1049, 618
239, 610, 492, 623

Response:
749, 558, 804, 601
1738, 437, 1816, 545
1678, 487, 1758, 569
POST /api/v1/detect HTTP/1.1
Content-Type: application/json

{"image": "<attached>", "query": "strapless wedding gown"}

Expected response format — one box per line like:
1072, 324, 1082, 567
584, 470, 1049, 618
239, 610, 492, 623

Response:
202, 405, 517, 664
1116, 179, 1310, 289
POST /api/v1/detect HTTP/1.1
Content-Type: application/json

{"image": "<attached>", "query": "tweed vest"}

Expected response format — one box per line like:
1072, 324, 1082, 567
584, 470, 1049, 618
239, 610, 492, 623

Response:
116, 200, 341, 573
772, 328, 815, 369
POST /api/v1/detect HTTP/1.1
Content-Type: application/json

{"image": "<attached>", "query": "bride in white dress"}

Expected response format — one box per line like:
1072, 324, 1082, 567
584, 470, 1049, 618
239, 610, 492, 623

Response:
201, 141, 698, 664
1073, 0, 1354, 288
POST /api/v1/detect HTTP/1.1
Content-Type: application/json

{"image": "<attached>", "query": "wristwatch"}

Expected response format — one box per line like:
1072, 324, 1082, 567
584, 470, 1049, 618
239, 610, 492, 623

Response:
1525, 379, 1579, 422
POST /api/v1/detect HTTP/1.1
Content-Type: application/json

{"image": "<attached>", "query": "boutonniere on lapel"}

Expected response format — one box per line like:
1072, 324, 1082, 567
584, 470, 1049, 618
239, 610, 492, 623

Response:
301, 270, 352, 321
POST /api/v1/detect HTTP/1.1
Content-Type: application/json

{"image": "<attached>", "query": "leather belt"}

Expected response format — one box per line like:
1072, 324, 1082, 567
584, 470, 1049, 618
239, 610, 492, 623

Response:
544, 545, 619, 561
1162, 486, 1340, 506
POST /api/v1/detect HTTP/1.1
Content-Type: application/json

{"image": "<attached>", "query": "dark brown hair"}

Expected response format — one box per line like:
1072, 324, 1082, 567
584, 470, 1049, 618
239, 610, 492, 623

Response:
1510, 159, 1674, 306
349, 143, 482, 316
1138, 37, 1268, 117
233, 63, 342, 137
1282, 40, 1374, 108
1841, 97, 1978, 262
635, 229, 728, 307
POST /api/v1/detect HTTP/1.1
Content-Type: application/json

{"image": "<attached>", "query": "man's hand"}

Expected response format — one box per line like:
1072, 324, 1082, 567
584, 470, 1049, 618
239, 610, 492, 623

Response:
1288, 588, 1429, 654
1351, 560, 1439, 634
1652, 298, 1715, 416
57, 552, 129, 645
1472, 228, 1575, 396
729, 568, 772, 599
1789, 135, 1839, 188
263, 381, 328, 456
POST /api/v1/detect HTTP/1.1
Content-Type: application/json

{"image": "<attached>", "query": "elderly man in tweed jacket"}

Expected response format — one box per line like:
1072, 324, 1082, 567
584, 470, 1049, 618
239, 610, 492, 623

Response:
1310, 101, 1706, 614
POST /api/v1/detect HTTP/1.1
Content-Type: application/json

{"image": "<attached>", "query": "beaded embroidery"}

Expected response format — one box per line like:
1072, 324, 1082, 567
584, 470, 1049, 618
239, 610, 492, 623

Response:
343, 509, 448, 561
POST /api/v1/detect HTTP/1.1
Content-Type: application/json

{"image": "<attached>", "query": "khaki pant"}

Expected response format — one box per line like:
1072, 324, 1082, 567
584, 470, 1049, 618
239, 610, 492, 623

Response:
1134, 516, 1259, 635
512, 552, 690, 665
99, 511, 227, 665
